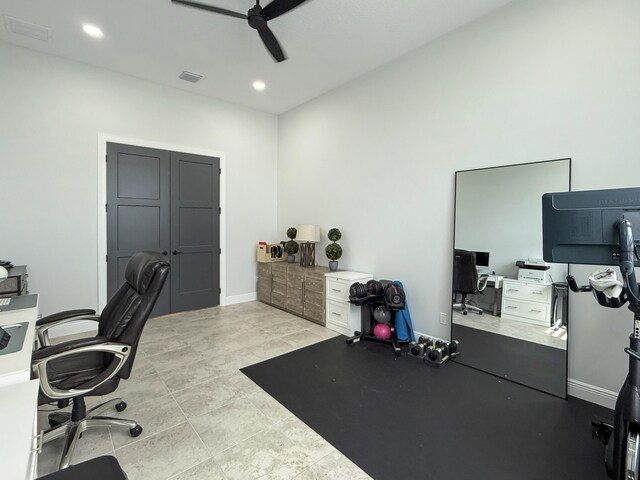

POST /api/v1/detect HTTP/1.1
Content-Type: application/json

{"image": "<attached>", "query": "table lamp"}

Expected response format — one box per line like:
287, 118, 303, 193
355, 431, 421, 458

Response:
296, 224, 320, 267
0, 266, 7, 283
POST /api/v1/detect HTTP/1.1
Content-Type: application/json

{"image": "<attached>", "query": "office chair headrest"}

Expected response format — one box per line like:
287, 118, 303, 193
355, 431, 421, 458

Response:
125, 251, 170, 294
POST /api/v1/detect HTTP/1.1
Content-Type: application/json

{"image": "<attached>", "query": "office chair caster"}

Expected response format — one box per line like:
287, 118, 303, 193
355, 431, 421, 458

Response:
129, 425, 143, 437
115, 401, 127, 412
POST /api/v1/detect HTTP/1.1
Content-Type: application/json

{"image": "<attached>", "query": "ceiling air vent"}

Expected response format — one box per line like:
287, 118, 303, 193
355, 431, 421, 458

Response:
4, 15, 50, 42
179, 71, 204, 83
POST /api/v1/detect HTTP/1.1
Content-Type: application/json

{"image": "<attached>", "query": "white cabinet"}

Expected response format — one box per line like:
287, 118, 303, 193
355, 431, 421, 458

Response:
501, 279, 552, 326
325, 271, 373, 336
0, 380, 40, 479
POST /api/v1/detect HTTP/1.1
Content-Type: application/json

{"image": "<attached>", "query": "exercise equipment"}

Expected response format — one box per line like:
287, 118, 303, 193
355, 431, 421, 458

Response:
367, 279, 384, 296
373, 323, 391, 339
346, 279, 412, 356
350, 282, 368, 300
409, 336, 460, 366
384, 282, 406, 309
373, 305, 391, 324
542, 187, 640, 480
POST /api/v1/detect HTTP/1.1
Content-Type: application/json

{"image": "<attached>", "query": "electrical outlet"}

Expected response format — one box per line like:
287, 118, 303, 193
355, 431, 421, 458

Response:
439, 312, 447, 325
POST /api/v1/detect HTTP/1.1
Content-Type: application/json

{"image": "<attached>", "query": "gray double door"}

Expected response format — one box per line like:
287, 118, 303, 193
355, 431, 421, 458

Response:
106, 143, 220, 316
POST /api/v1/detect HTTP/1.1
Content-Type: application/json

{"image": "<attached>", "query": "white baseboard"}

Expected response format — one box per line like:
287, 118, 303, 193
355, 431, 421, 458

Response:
568, 379, 617, 409
224, 292, 257, 306
413, 330, 447, 343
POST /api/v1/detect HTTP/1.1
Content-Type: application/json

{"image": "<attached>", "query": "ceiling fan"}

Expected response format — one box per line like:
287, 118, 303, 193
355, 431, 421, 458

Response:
172, 0, 308, 63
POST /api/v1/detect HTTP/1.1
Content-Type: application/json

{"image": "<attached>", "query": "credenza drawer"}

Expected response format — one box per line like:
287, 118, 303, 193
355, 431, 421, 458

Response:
503, 280, 551, 303
502, 298, 550, 325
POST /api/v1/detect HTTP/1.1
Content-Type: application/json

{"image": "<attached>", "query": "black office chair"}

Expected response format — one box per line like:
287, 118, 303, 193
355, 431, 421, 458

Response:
32, 251, 169, 470
452, 249, 488, 315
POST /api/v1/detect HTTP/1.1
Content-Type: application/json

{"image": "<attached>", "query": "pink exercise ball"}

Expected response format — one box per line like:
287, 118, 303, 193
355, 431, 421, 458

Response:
373, 323, 391, 340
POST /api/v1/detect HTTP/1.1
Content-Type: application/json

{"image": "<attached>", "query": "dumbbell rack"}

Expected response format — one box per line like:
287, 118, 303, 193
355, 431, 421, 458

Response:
345, 294, 410, 356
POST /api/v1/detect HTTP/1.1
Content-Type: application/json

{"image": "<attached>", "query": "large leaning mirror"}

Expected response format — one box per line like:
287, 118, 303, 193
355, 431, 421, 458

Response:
451, 159, 571, 398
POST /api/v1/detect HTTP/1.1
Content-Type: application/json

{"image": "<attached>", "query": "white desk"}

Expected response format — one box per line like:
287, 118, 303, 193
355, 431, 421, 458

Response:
0, 295, 40, 479
0, 294, 39, 387
0, 379, 40, 480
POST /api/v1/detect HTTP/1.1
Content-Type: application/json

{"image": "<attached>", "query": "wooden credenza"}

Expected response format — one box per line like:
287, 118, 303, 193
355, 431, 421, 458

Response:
257, 262, 329, 325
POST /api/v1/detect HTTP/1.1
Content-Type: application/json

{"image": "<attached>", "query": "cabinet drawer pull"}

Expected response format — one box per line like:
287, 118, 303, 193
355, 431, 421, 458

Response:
332, 312, 342, 316
531, 291, 543, 295
331, 288, 342, 292
530, 309, 542, 313
507, 289, 519, 292
507, 305, 518, 309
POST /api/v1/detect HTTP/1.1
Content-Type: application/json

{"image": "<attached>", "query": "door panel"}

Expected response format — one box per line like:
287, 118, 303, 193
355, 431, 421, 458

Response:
170, 152, 220, 311
106, 143, 171, 317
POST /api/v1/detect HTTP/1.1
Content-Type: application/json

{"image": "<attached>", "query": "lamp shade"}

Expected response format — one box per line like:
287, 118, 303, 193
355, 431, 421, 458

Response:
296, 224, 320, 243
0, 266, 7, 282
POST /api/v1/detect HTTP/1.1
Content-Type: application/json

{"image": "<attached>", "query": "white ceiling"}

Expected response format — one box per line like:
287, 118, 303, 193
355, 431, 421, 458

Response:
0, 0, 515, 114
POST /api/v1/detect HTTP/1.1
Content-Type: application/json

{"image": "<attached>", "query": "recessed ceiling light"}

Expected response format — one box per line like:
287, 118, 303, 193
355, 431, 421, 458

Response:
253, 80, 266, 92
82, 24, 103, 39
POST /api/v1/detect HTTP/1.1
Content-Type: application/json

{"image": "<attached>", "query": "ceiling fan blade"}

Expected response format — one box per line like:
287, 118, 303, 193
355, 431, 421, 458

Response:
257, 24, 286, 62
260, 0, 307, 21
171, 0, 247, 19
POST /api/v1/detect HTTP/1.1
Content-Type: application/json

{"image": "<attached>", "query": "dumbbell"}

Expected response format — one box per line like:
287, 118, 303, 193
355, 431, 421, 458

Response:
349, 282, 368, 300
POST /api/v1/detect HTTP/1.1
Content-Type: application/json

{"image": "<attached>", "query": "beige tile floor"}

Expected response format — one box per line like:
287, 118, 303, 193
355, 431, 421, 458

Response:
452, 309, 567, 349
37, 301, 372, 480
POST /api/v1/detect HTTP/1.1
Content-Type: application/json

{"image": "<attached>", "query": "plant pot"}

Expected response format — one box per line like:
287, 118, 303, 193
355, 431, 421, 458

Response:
288, 255, 296, 263
329, 261, 338, 272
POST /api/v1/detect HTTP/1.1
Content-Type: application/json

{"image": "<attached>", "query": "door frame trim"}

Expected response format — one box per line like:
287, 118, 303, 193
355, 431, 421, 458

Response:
97, 133, 227, 311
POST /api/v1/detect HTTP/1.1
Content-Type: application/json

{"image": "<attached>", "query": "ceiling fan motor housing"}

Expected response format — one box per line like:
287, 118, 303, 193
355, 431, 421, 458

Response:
248, 6, 267, 30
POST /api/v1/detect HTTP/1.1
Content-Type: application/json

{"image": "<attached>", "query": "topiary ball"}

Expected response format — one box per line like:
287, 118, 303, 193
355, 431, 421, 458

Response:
286, 227, 297, 240
327, 228, 342, 242
325, 243, 343, 261
285, 239, 299, 255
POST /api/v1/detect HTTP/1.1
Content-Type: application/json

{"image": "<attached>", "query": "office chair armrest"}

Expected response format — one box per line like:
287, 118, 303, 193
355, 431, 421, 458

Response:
32, 339, 131, 400
33, 336, 108, 361
37, 309, 97, 327
36, 314, 100, 347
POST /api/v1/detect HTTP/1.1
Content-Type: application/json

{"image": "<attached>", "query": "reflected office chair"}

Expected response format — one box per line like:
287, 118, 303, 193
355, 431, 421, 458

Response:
452, 249, 488, 315
31, 251, 169, 470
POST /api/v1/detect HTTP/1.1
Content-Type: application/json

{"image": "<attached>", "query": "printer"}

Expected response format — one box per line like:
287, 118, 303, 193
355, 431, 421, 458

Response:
516, 258, 551, 284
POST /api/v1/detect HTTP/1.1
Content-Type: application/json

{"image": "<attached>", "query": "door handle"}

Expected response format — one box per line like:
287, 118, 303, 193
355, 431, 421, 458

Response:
162, 251, 168, 256
172, 250, 183, 255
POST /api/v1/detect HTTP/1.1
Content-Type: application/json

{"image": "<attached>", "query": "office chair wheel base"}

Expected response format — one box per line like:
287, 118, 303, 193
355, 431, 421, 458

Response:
478, 311, 483, 315
115, 401, 127, 412
463, 311, 468, 315
129, 425, 143, 437
48, 412, 71, 428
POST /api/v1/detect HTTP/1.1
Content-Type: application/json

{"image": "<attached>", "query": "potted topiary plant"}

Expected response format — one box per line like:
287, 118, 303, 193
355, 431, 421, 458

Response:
285, 227, 299, 263
325, 228, 342, 271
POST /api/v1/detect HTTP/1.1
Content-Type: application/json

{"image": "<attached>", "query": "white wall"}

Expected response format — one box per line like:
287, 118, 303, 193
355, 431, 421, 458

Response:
277, 0, 640, 394
0, 42, 278, 315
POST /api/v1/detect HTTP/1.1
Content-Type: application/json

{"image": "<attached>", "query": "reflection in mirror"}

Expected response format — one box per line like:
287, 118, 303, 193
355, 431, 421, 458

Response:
451, 159, 571, 398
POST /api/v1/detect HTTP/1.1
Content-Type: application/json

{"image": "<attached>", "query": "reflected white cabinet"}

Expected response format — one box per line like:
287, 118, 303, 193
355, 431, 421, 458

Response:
501, 278, 552, 326
325, 271, 373, 336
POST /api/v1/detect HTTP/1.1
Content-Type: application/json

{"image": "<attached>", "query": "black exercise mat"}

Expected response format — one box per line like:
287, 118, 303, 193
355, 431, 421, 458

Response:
241, 336, 612, 480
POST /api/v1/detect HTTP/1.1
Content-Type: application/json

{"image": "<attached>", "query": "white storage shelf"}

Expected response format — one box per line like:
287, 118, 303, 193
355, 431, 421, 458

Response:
325, 271, 373, 337
501, 278, 552, 326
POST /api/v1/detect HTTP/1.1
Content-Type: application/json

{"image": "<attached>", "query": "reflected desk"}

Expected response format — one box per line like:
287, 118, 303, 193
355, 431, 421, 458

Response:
469, 275, 504, 316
